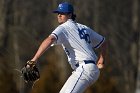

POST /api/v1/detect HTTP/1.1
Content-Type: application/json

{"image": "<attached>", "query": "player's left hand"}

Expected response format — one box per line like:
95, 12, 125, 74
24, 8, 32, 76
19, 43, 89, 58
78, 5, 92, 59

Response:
97, 54, 104, 69
97, 63, 104, 69
21, 60, 40, 83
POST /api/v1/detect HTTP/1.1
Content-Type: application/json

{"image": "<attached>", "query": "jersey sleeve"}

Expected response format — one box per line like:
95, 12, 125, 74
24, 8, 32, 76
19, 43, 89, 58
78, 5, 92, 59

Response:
90, 29, 105, 49
51, 26, 65, 45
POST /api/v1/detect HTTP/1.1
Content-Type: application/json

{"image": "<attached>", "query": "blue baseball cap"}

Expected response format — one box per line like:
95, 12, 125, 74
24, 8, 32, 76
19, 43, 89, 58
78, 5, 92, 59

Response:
53, 2, 74, 13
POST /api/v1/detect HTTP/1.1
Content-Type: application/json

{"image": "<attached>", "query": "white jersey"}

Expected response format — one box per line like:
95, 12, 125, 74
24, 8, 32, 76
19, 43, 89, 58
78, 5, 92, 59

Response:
51, 19, 105, 68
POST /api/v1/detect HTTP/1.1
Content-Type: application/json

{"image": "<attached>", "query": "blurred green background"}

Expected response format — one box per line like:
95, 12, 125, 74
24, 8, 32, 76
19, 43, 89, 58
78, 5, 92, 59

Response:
0, 0, 139, 93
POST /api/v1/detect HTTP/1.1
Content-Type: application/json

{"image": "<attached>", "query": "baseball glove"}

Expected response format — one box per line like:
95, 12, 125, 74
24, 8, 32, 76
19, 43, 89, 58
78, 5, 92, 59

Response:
21, 60, 40, 83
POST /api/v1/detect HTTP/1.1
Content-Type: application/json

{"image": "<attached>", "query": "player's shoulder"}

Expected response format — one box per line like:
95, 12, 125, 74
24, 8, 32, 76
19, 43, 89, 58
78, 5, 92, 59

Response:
56, 20, 71, 29
55, 23, 66, 31
53, 20, 73, 33
63, 19, 75, 26
58, 19, 75, 29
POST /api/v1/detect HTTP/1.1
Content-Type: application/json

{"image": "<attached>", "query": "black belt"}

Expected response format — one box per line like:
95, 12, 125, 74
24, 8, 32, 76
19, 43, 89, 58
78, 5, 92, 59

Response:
75, 60, 96, 67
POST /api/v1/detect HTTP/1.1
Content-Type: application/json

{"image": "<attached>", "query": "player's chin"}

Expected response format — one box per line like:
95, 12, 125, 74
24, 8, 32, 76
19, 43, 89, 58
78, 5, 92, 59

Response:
58, 19, 65, 24
58, 22, 63, 24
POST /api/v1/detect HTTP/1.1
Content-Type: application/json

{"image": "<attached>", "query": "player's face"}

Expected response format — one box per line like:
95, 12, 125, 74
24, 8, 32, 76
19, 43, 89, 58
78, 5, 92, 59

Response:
57, 13, 71, 24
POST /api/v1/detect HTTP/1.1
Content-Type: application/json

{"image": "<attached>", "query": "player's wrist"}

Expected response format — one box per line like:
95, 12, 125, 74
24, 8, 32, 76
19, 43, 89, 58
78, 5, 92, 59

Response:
27, 60, 37, 66
30, 58, 38, 63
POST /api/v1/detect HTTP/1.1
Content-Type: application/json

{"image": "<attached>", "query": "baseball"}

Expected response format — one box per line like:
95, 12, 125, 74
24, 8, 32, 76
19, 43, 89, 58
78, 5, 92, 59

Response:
26, 65, 30, 68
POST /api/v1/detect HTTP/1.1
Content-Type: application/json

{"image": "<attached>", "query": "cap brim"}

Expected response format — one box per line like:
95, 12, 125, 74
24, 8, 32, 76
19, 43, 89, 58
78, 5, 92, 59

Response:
53, 10, 59, 13
53, 10, 71, 13
53, 9, 63, 13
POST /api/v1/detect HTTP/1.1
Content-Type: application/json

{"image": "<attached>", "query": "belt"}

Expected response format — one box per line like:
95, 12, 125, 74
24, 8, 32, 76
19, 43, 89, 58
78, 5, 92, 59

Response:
75, 60, 96, 67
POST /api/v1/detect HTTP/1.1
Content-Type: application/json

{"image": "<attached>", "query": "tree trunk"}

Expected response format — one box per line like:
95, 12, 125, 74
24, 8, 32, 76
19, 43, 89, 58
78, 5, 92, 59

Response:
132, 0, 140, 92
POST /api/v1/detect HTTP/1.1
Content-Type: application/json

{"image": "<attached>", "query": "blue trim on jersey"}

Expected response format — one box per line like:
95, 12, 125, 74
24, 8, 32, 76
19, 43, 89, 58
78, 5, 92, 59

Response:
70, 66, 84, 93
52, 33, 58, 40
94, 37, 105, 49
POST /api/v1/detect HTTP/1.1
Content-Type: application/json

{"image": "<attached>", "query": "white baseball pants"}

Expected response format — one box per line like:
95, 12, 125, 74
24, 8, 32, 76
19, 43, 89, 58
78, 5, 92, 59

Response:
59, 63, 100, 93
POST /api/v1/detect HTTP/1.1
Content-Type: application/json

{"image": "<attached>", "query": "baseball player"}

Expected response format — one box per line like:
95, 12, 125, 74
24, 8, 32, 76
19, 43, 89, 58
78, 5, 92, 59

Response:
29, 2, 106, 93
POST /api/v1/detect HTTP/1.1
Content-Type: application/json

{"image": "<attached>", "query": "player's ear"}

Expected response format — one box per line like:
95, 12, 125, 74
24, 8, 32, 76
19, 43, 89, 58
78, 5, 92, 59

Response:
67, 13, 72, 19
68, 13, 76, 21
